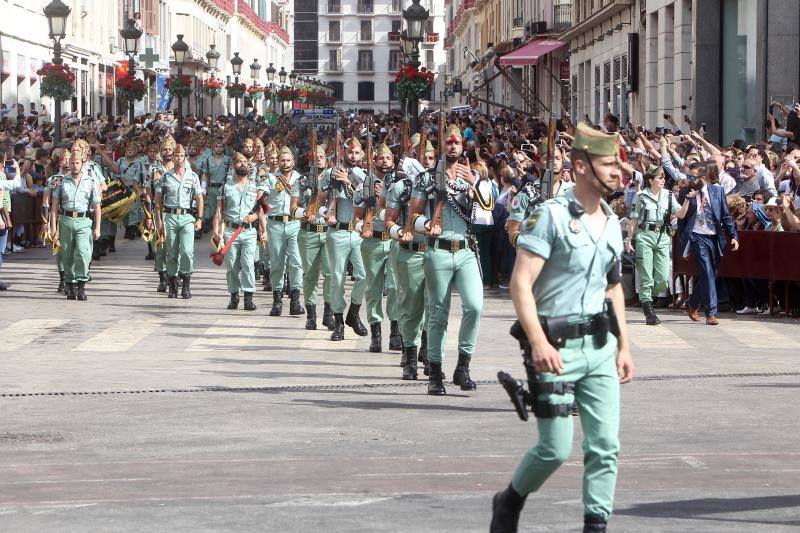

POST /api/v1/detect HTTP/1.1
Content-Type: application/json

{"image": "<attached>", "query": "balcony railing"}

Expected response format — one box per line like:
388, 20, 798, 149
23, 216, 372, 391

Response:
388, 31, 401, 42
553, 3, 572, 31
326, 1, 341, 14
359, 31, 373, 42
327, 32, 341, 43
326, 61, 343, 72
357, 59, 374, 72
357, 1, 374, 14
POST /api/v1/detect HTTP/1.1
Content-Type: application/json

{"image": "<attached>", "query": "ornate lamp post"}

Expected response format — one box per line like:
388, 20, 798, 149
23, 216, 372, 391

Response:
206, 44, 220, 117
43, 0, 71, 144
171, 35, 189, 120
277, 67, 287, 115
265, 63, 276, 116
120, 18, 143, 125
402, 0, 429, 133
230, 52, 243, 116
250, 58, 261, 116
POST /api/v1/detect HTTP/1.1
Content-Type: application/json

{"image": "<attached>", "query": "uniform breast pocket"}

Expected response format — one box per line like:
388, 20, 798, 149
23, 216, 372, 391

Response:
645, 207, 657, 221
565, 231, 593, 272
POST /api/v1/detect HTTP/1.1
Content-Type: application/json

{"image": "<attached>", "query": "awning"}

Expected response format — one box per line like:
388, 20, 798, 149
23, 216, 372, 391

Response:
497, 39, 566, 66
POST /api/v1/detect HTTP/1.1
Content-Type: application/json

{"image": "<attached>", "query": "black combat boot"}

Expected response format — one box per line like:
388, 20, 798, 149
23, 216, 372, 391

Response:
284, 273, 291, 297
490, 483, 527, 533
368, 322, 382, 352
402, 346, 418, 380
243, 292, 256, 311
107, 236, 116, 253
418, 330, 428, 364
322, 302, 334, 330
227, 293, 240, 310
388, 320, 402, 351
76, 281, 87, 301
145, 242, 155, 260
263, 270, 272, 291
643, 301, 661, 326
65, 282, 76, 300
583, 514, 608, 532
289, 289, 305, 315
168, 276, 179, 298
92, 241, 101, 261
305, 306, 317, 330
98, 238, 107, 257
57, 271, 65, 293
270, 290, 282, 316
453, 352, 477, 391
345, 303, 368, 336
330, 313, 345, 341
194, 229, 202, 240
180, 274, 192, 299
157, 271, 168, 293
427, 363, 446, 395
400, 346, 408, 367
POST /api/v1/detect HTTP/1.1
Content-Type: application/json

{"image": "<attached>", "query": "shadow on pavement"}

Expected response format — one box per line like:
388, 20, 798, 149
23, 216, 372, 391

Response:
290, 398, 504, 412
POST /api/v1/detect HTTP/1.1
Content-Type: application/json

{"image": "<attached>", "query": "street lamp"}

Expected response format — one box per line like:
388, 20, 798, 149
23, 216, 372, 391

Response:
402, 0, 429, 133
250, 58, 261, 81
171, 34, 189, 120
289, 70, 297, 87
265, 63, 276, 116
231, 52, 243, 116
43, 0, 71, 144
278, 67, 287, 85
206, 44, 221, 117
120, 18, 143, 125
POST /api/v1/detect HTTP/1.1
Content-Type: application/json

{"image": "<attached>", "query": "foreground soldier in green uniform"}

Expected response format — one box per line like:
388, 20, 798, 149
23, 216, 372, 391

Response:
213, 152, 265, 311
316, 136, 368, 341
626, 165, 677, 325
155, 143, 204, 299
50, 151, 102, 301
291, 145, 334, 330
201, 138, 231, 231
491, 123, 635, 533
355, 142, 402, 353
409, 124, 490, 395
151, 138, 177, 292
43, 151, 70, 292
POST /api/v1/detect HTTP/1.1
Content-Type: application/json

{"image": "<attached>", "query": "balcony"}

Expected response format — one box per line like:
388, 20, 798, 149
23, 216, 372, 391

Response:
553, 3, 573, 32
357, 59, 374, 72
388, 31, 401, 42
513, 16, 524, 28
326, 32, 342, 43
326, 1, 341, 14
326, 61, 344, 73
421, 32, 438, 46
357, 1, 374, 14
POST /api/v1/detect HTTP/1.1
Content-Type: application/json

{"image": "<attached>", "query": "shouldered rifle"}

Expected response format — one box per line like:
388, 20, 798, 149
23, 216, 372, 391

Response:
326, 128, 343, 223
431, 112, 447, 229
363, 132, 375, 235
305, 127, 320, 220
400, 115, 410, 158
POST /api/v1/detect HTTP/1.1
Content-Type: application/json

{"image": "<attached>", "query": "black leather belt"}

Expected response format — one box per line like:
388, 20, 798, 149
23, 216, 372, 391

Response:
333, 221, 354, 231
427, 237, 467, 252
228, 221, 254, 230
301, 221, 327, 233
638, 223, 664, 232
164, 207, 190, 215
370, 230, 391, 240
400, 241, 427, 252
268, 215, 291, 223
59, 209, 88, 218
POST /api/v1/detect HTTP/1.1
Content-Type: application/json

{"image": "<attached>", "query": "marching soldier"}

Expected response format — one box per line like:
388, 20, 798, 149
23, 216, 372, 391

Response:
213, 152, 266, 311
43, 150, 70, 292
507, 165, 544, 247
491, 123, 634, 533
140, 141, 160, 261
291, 145, 334, 330
355, 142, 402, 353
316, 136, 368, 341
201, 138, 232, 233
151, 137, 178, 292
154, 143, 204, 298
409, 124, 491, 395
49, 151, 102, 301
264, 146, 304, 316
252, 138, 272, 289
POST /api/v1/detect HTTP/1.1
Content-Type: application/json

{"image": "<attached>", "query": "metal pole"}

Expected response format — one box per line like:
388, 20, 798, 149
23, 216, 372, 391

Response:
52, 40, 63, 144
176, 65, 183, 121
410, 44, 421, 133
235, 75, 239, 116
128, 56, 135, 125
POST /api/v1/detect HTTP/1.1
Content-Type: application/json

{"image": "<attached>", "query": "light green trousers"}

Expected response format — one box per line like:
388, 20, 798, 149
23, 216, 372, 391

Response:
634, 229, 671, 303
58, 216, 93, 283
267, 219, 302, 291
395, 245, 427, 347
326, 227, 367, 313
299, 227, 331, 306
225, 227, 257, 293
361, 236, 398, 324
164, 213, 195, 276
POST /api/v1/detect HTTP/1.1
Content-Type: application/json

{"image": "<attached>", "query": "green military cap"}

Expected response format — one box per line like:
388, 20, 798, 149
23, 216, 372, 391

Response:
445, 124, 462, 141
572, 122, 621, 157
409, 134, 434, 153
644, 164, 663, 180
278, 145, 294, 158
231, 152, 248, 165
344, 136, 362, 150
375, 143, 393, 157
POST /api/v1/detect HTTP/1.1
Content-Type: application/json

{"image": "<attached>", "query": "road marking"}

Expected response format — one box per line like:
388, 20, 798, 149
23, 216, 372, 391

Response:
266, 496, 393, 507
187, 317, 267, 351
680, 456, 707, 468
73, 318, 162, 352
718, 320, 794, 348
628, 323, 691, 349
0, 319, 70, 352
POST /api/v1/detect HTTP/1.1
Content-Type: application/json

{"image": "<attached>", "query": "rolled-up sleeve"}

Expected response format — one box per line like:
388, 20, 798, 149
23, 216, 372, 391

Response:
517, 204, 556, 259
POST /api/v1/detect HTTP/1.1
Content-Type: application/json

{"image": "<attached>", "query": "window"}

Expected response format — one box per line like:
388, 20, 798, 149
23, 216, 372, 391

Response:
357, 0, 373, 14
391, 0, 402, 13
391, 19, 401, 33
389, 82, 399, 102
358, 50, 373, 71
328, 81, 343, 100
620, 54, 629, 124
329, 20, 340, 42
360, 20, 372, 41
612, 57, 620, 116
389, 50, 403, 71
358, 81, 374, 101
594, 64, 600, 123
425, 49, 434, 71
603, 60, 611, 114
329, 49, 342, 71
327, 0, 340, 13
722, 0, 758, 143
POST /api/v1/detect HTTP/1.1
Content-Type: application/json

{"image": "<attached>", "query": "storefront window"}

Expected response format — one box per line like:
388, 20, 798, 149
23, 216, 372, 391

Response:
722, 0, 758, 144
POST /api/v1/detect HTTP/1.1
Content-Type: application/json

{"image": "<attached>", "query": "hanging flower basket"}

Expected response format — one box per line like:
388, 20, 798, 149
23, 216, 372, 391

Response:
201, 76, 224, 98
165, 74, 192, 97
277, 88, 298, 102
37, 63, 75, 101
226, 82, 247, 99
116, 75, 146, 105
247, 84, 265, 101
395, 66, 435, 100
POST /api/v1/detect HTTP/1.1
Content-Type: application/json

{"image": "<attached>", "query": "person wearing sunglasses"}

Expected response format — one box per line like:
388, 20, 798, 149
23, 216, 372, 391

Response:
732, 159, 762, 199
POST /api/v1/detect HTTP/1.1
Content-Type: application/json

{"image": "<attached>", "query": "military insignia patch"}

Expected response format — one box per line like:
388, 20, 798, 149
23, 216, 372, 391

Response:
525, 212, 539, 230
569, 218, 582, 234
511, 196, 521, 210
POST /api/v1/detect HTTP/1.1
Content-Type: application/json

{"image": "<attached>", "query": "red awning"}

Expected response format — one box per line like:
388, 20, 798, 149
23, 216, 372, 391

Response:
498, 39, 566, 66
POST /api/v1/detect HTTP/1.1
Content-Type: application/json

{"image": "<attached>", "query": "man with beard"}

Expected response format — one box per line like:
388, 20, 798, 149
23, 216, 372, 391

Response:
213, 152, 266, 311
354, 142, 402, 353
155, 143, 204, 298
291, 145, 334, 330
409, 124, 488, 395
201, 138, 231, 233
49, 151, 102, 301
253, 138, 273, 290
315, 136, 368, 341
151, 136, 178, 292
264, 146, 304, 316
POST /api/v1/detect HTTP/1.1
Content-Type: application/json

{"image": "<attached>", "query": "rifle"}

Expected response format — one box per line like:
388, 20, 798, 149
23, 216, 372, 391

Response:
400, 115, 410, 158
363, 132, 375, 235
326, 128, 343, 224
431, 112, 447, 229
305, 127, 320, 220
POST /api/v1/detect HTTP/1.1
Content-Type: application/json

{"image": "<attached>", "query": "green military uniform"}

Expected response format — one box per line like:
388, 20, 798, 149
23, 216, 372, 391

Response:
320, 141, 368, 340
119, 155, 145, 228
508, 180, 542, 227
54, 166, 100, 299
291, 152, 333, 329
630, 165, 678, 325
201, 151, 231, 225
46, 172, 65, 277
150, 159, 170, 281
492, 123, 627, 532
159, 154, 202, 298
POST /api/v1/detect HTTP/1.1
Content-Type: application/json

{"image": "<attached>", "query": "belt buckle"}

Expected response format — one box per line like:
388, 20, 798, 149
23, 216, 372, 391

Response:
381, 229, 389, 240
348, 221, 354, 231
317, 225, 325, 233
71, 212, 78, 218
283, 215, 289, 223
418, 243, 426, 252
450, 240, 460, 253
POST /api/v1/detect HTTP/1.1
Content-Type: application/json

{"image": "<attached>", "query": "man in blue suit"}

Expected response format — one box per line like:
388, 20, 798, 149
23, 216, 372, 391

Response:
675, 171, 739, 325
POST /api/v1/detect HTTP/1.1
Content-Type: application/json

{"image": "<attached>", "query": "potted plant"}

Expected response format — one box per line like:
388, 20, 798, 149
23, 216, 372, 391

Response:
396, 65, 435, 100
37, 63, 75, 101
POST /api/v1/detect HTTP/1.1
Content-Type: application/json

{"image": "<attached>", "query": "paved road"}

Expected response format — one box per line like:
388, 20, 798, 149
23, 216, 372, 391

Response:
0, 239, 798, 532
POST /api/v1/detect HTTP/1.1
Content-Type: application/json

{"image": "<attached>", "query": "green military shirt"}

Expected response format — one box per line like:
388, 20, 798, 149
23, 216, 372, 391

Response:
630, 187, 678, 225
319, 166, 366, 223
290, 171, 326, 225
202, 154, 232, 185
86, 159, 106, 187
385, 174, 425, 244
508, 181, 541, 223
517, 188, 623, 319
117, 157, 140, 187
410, 170, 473, 241
54, 170, 101, 212
159, 165, 202, 209
219, 179, 260, 224
265, 170, 299, 216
